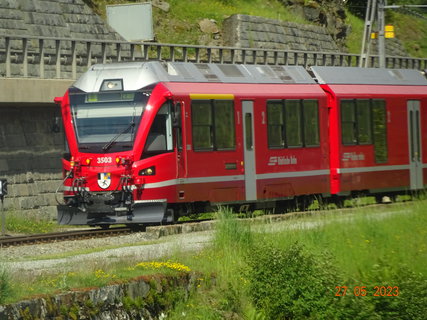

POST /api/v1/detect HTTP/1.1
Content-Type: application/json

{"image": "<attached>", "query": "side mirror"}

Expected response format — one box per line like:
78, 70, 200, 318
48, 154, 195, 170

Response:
54, 96, 63, 105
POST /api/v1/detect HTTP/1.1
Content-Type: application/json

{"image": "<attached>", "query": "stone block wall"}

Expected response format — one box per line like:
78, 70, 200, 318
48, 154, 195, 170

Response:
222, 13, 409, 64
0, 273, 200, 319
0, 104, 64, 219
0, 0, 125, 79
223, 14, 340, 53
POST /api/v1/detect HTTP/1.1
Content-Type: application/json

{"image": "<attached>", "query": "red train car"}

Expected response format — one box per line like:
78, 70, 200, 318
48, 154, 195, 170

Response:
54, 62, 427, 226
312, 67, 427, 202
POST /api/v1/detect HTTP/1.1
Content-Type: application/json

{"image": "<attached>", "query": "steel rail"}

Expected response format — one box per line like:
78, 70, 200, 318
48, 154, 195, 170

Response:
0, 219, 212, 248
1, 34, 426, 80
0, 227, 134, 248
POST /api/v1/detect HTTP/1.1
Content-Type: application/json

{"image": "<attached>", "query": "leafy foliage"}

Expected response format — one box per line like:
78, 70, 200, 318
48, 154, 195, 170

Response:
245, 242, 343, 320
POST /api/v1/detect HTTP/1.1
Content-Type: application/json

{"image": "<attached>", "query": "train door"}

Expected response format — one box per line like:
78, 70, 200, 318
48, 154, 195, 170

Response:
174, 101, 186, 178
407, 100, 423, 190
242, 101, 257, 200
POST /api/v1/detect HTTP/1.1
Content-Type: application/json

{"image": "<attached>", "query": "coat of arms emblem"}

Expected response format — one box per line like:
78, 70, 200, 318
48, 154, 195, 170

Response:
98, 172, 111, 189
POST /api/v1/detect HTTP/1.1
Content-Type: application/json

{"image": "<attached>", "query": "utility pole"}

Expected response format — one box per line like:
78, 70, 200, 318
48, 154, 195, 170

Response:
360, 2, 427, 68
378, 0, 386, 68
359, 0, 377, 67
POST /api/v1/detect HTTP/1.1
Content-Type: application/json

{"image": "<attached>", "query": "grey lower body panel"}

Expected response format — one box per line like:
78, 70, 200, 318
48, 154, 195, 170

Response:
57, 200, 168, 225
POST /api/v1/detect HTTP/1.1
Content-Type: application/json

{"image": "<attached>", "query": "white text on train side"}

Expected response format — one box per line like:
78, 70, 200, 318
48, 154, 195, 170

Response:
342, 152, 365, 161
268, 156, 297, 166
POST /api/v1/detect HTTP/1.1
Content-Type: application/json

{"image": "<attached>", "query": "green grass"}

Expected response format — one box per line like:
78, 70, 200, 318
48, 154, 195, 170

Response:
2, 202, 426, 318
345, 9, 365, 56
152, 0, 307, 46
85, 0, 427, 57
260, 202, 427, 276
0, 209, 58, 234
2, 258, 192, 304
166, 202, 427, 318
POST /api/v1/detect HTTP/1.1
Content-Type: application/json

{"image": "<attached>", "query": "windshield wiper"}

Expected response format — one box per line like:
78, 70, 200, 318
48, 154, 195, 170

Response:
102, 122, 135, 152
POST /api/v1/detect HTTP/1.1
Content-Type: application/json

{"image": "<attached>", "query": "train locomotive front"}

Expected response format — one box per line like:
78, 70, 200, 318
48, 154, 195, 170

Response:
56, 62, 177, 226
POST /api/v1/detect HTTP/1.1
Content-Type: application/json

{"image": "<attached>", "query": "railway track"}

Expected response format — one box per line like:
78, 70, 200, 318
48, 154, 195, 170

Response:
0, 227, 135, 248
0, 200, 407, 248
0, 218, 214, 248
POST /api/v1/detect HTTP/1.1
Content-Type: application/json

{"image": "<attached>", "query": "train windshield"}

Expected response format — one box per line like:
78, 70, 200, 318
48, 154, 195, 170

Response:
69, 90, 151, 153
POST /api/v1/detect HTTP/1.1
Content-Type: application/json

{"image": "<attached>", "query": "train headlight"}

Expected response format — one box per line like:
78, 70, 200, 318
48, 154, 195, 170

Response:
139, 166, 155, 176
116, 157, 129, 165
100, 79, 123, 91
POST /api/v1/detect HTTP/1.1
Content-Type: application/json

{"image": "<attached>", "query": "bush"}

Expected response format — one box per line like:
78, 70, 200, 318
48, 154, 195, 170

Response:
356, 262, 427, 320
245, 242, 344, 320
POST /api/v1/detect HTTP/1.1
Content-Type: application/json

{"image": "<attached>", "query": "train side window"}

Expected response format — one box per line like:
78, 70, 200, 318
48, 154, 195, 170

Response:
215, 100, 235, 150
267, 100, 284, 148
372, 99, 388, 163
192, 100, 213, 150
267, 99, 319, 148
303, 99, 320, 146
356, 99, 372, 144
285, 100, 303, 147
191, 99, 235, 151
341, 100, 357, 145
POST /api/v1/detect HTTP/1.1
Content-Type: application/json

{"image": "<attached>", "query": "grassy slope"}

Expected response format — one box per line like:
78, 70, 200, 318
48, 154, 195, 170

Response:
87, 0, 427, 57
166, 203, 427, 319
2, 202, 426, 315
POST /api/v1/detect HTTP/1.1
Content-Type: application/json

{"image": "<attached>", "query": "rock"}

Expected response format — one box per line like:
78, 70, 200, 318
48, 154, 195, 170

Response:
152, 0, 170, 12
199, 18, 219, 34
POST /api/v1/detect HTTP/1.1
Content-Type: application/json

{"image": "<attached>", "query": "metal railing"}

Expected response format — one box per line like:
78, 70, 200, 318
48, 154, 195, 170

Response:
1, 34, 426, 80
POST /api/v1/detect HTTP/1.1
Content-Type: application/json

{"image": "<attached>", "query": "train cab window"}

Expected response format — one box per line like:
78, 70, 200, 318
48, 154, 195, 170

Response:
144, 103, 173, 155
192, 99, 235, 151
372, 99, 388, 163
267, 99, 319, 149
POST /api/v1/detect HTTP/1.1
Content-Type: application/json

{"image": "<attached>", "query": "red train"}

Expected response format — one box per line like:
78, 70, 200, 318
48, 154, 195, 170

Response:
54, 62, 427, 226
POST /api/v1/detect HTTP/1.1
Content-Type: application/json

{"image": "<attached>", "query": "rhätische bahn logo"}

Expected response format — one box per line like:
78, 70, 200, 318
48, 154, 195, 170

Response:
98, 172, 111, 189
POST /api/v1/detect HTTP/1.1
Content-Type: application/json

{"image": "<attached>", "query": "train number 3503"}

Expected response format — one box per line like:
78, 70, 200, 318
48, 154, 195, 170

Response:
97, 157, 113, 164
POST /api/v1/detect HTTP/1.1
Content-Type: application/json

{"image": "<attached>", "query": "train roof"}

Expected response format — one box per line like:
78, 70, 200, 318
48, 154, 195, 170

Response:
73, 61, 315, 92
311, 66, 427, 86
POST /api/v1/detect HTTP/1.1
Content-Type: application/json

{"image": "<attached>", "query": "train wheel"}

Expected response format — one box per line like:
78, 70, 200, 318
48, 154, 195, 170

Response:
295, 196, 313, 212
100, 224, 110, 230
333, 197, 345, 208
